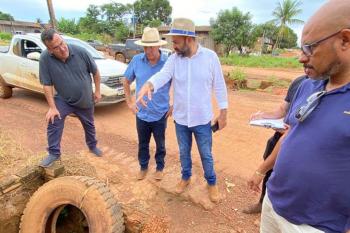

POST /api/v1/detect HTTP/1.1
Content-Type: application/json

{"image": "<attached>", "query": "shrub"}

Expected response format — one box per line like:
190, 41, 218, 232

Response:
229, 68, 247, 89
0, 32, 12, 41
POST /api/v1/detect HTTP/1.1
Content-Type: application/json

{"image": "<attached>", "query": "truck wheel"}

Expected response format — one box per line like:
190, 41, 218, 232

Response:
115, 53, 126, 63
0, 76, 12, 98
19, 176, 124, 233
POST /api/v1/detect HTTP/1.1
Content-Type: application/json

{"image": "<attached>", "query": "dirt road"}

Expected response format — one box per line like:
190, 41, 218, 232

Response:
0, 66, 303, 232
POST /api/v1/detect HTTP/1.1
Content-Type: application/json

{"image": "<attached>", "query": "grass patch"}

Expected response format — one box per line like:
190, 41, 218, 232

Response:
267, 75, 291, 88
220, 54, 301, 69
0, 129, 44, 178
229, 68, 247, 82
0, 32, 12, 41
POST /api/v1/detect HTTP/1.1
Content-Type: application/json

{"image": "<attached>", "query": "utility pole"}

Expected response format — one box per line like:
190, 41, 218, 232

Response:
46, 0, 57, 29
132, 5, 136, 39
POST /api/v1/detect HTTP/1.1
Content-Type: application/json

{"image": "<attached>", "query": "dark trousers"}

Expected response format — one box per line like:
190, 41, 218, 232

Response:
47, 96, 97, 156
259, 131, 283, 203
136, 114, 167, 171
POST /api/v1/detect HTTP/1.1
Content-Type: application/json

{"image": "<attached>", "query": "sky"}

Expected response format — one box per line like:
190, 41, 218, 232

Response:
0, 0, 327, 43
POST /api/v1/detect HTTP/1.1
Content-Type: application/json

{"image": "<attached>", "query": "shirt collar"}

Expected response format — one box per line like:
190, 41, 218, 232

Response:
317, 78, 350, 94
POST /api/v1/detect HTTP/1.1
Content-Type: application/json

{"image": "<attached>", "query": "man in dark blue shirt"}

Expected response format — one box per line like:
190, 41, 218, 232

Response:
39, 29, 102, 167
261, 1, 350, 233
123, 27, 172, 181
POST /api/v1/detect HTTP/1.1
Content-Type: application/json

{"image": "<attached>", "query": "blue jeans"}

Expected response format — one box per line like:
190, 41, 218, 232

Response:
136, 114, 167, 171
47, 96, 97, 156
175, 121, 216, 185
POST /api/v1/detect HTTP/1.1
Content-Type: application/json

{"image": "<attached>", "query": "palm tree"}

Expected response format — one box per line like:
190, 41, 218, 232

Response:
271, 0, 304, 51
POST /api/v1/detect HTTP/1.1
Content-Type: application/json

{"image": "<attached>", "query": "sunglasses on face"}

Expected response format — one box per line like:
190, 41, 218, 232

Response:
295, 90, 326, 122
301, 28, 347, 56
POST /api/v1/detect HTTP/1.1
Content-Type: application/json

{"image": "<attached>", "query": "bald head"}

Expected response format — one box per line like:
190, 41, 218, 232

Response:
303, 0, 350, 43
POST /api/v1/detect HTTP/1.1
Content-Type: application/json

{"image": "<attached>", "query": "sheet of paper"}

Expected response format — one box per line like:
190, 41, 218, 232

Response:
249, 118, 286, 130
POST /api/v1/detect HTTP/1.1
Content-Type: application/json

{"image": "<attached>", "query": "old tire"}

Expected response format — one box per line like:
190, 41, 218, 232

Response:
0, 76, 12, 98
115, 53, 126, 63
19, 176, 124, 233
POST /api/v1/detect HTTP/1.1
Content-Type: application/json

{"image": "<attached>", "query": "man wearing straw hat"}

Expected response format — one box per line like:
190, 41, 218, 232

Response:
136, 18, 228, 203
123, 27, 172, 181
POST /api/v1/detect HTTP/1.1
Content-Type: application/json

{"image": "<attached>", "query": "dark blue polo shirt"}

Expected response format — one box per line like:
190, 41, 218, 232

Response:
267, 79, 350, 233
39, 44, 97, 109
124, 52, 170, 122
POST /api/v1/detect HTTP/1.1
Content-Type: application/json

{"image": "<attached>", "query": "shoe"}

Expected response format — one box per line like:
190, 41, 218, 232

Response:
154, 170, 164, 181
208, 184, 220, 203
137, 169, 148, 180
39, 154, 60, 168
242, 202, 262, 214
90, 147, 102, 157
175, 179, 191, 194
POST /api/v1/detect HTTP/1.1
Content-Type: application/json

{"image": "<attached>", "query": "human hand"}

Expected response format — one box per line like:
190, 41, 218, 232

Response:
127, 101, 138, 115
165, 105, 173, 118
94, 91, 102, 103
273, 124, 289, 133
215, 109, 227, 130
250, 110, 267, 120
136, 82, 153, 107
247, 171, 264, 192
46, 107, 61, 124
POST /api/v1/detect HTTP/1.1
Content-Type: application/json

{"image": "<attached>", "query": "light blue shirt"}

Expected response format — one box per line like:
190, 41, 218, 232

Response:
149, 45, 228, 127
124, 52, 170, 122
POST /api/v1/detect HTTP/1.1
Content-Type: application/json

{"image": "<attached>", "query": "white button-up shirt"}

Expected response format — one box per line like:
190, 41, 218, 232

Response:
149, 45, 228, 127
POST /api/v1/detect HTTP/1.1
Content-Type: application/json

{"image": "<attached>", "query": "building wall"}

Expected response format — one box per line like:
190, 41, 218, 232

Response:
0, 20, 42, 34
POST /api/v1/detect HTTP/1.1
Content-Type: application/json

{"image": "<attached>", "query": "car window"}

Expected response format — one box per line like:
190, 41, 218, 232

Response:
65, 39, 104, 59
12, 39, 42, 58
12, 38, 22, 57
23, 40, 42, 56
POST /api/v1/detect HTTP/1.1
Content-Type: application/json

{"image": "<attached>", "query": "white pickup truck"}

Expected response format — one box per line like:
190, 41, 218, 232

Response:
0, 33, 132, 104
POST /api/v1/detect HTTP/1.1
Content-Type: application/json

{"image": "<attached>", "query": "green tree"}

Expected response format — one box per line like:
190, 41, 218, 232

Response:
0, 11, 14, 21
211, 7, 256, 55
99, 2, 131, 36
133, 0, 172, 27
114, 23, 130, 41
271, 0, 303, 49
78, 5, 103, 34
279, 26, 297, 48
57, 18, 80, 34
100, 2, 131, 22
253, 22, 297, 52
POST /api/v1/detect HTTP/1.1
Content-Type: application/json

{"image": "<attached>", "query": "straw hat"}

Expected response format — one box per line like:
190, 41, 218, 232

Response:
165, 18, 196, 37
135, 27, 167, 46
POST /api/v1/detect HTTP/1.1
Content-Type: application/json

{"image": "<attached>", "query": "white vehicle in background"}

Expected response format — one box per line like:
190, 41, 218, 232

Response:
0, 33, 133, 104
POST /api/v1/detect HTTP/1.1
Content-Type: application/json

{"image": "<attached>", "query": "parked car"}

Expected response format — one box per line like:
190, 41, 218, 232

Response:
86, 39, 106, 51
107, 38, 172, 63
0, 33, 134, 104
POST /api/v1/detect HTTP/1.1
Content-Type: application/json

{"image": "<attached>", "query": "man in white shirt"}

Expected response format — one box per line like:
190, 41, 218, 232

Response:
137, 18, 228, 203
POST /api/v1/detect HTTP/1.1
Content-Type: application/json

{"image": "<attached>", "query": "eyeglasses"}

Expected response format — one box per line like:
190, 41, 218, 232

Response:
295, 90, 326, 122
301, 29, 344, 56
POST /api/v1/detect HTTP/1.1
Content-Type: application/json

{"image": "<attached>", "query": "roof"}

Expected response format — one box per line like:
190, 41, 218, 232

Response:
0, 20, 41, 28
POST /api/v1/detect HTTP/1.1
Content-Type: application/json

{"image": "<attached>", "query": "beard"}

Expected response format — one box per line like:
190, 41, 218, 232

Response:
304, 59, 341, 81
175, 41, 191, 57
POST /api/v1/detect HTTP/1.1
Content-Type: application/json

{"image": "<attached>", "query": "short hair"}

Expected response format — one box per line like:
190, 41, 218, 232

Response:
41, 28, 57, 44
